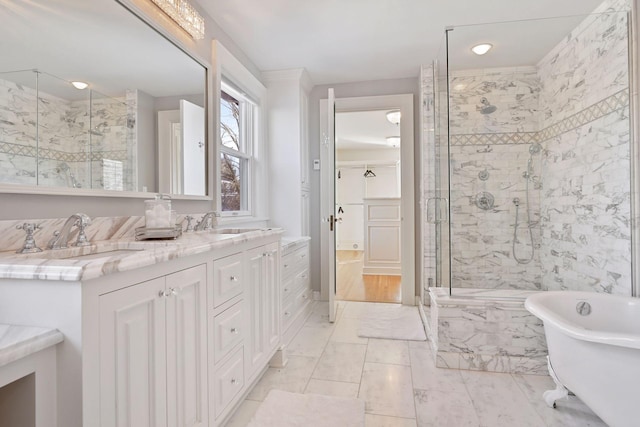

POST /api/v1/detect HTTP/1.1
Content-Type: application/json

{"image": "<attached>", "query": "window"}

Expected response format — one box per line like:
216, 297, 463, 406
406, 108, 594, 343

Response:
219, 83, 254, 214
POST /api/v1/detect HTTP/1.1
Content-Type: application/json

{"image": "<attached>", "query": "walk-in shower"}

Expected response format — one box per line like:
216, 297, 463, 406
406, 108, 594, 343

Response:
421, 1, 635, 375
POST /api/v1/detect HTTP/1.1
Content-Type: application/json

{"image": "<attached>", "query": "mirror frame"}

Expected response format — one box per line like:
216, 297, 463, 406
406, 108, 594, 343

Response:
0, 0, 214, 201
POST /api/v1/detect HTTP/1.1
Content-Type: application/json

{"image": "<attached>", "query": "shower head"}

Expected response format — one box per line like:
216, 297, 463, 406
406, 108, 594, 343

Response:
529, 143, 542, 155
479, 97, 497, 115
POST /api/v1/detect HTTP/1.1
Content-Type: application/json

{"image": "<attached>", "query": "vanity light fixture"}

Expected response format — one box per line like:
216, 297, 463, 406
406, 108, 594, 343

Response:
149, 0, 205, 40
71, 81, 88, 90
386, 136, 400, 147
386, 109, 401, 125
471, 43, 493, 55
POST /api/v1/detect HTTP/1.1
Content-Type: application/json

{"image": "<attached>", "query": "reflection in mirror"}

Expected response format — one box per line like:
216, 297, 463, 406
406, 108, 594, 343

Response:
0, 0, 207, 196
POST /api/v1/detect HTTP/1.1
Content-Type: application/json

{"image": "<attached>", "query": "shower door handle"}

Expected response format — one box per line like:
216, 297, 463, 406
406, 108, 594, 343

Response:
426, 197, 449, 224
439, 198, 449, 223
426, 198, 436, 224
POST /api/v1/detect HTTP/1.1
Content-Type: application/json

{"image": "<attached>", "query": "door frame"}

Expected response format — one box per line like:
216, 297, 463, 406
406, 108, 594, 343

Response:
320, 93, 415, 306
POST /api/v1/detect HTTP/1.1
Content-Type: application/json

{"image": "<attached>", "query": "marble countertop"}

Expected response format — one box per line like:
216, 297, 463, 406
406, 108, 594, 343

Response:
0, 228, 283, 282
0, 324, 64, 368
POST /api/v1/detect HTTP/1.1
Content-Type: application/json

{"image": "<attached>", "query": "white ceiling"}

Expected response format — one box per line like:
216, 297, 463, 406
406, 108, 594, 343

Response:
196, 0, 605, 84
336, 110, 400, 151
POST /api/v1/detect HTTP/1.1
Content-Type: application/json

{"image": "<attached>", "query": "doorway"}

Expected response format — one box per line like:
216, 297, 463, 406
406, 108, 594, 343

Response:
320, 93, 415, 316
335, 109, 403, 303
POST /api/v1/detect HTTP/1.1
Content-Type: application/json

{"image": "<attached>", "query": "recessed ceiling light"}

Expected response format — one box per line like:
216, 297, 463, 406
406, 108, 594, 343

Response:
471, 43, 493, 55
386, 136, 400, 147
71, 81, 88, 90
386, 110, 401, 125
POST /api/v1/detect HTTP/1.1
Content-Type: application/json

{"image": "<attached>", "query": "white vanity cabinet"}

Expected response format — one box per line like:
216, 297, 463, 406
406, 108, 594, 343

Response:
98, 265, 207, 427
0, 232, 282, 427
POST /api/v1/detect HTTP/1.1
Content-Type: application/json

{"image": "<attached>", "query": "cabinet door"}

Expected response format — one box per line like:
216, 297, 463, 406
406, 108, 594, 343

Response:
264, 243, 280, 351
246, 247, 265, 376
99, 278, 167, 427
166, 265, 208, 427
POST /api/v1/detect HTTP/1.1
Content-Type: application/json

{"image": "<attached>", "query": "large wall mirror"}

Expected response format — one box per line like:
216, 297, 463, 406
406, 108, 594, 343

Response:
0, 0, 208, 197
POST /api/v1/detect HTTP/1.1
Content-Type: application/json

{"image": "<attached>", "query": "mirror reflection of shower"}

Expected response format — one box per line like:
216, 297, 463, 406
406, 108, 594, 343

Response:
478, 97, 497, 114
512, 143, 542, 264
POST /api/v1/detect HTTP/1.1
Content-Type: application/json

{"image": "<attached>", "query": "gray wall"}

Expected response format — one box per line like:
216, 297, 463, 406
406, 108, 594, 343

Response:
308, 77, 422, 297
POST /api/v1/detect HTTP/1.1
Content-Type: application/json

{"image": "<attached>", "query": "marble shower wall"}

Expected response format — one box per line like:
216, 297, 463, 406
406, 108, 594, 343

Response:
424, 0, 633, 294
537, 0, 632, 295
0, 73, 135, 190
448, 68, 543, 290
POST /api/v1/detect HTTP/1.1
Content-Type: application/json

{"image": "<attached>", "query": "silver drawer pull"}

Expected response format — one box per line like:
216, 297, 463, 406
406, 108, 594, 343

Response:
284, 311, 290, 316
302, 295, 307, 299
158, 290, 168, 298
170, 288, 178, 296
230, 378, 238, 385
284, 287, 289, 292
230, 276, 238, 282
230, 327, 238, 334
284, 264, 288, 268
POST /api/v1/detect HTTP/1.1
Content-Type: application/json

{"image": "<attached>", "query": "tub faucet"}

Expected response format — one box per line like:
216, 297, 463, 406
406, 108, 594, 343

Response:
194, 211, 220, 231
47, 213, 92, 249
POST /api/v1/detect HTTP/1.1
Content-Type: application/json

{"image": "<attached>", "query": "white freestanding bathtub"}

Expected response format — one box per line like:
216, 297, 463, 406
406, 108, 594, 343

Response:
525, 291, 640, 427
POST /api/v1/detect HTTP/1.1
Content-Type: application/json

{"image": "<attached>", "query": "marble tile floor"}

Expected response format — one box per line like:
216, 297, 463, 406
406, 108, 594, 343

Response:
225, 301, 606, 427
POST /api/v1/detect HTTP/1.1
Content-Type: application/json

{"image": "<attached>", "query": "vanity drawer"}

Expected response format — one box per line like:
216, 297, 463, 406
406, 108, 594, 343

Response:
212, 300, 244, 363
282, 298, 296, 332
212, 252, 244, 307
281, 245, 309, 280
292, 245, 309, 266
293, 269, 310, 294
281, 276, 295, 304
214, 347, 245, 419
295, 286, 312, 313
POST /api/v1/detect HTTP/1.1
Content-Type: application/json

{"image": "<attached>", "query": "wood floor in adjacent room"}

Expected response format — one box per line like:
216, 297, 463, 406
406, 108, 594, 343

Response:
336, 250, 401, 304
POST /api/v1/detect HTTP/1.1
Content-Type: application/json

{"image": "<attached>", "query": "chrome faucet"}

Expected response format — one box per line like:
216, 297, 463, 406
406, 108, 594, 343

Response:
47, 213, 92, 249
194, 211, 220, 231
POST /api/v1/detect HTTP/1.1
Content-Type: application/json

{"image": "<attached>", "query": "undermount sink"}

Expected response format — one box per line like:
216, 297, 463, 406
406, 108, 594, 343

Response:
211, 228, 265, 234
45, 248, 145, 261
12, 242, 153, 261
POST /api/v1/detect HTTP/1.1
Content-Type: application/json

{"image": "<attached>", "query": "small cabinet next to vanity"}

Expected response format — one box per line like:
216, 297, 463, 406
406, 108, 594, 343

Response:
0, 230, 282, 427
280, 237, 312, 346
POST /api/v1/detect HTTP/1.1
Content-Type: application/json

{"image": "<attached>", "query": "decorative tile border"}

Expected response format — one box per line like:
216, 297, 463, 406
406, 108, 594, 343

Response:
451, 132, 539, 146
450, 88, 629, 146
0, 140, 127, 162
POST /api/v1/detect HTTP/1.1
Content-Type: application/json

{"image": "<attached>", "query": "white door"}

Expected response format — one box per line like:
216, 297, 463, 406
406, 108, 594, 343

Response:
99, 278, 168, 427
320, 88, 337, 322
165, 265, 208, 427
180, 99, 205, 196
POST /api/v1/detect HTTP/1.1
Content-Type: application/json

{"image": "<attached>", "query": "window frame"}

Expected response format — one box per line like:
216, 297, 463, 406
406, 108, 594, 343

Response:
213, 41, 268, 223
219, 82, 254, 217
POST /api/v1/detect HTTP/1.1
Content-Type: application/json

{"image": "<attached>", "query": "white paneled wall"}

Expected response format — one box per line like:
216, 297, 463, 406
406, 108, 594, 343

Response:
336, 160, 400, 251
